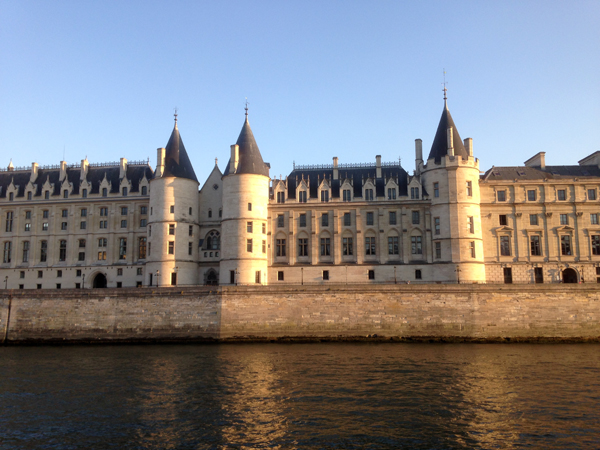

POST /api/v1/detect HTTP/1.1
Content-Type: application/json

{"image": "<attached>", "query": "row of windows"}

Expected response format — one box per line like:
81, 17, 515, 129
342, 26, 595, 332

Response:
275, 211, 415, 228
275, 269, 424, 282
4, 186, 149, 202
272, 236, 424, 257
2, 237, 148, 264
498, 234, 600, 256
276, 188, 404, 204
497, 213, 600, 226
497, 188, 598, 202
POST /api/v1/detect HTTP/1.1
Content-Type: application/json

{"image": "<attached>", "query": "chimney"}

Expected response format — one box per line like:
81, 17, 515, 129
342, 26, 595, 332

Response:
119, 158, 128, 179
31, 162, 39, 183
524, 152, 545, 169
333, 156, 339, 180
156, 147, 166, 178
230, 144, 239, 173
376, 155, 382, 178
59, 161, 67, 181
80, 158, 89, 180
415, 139, 423, 175
447, 128, 454, 157
464, 138, 473, 157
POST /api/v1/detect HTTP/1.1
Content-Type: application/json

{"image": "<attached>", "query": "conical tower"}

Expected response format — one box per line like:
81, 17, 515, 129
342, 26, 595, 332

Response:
147, 114, 200, 287
421, 95, 485, 283
220, 109, 270, 285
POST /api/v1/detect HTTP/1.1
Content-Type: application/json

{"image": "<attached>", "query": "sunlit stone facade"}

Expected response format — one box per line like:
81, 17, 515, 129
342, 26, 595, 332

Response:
1, 101, 599, 289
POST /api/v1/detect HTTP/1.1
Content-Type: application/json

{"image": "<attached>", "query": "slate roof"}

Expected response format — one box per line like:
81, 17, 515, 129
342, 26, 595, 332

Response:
0, 164, 153, 199
428, 102, 467, 164
285, 165, 408, 200
482, 165, 600, 182
223, 117, 270, 177
161, 123, 199, 182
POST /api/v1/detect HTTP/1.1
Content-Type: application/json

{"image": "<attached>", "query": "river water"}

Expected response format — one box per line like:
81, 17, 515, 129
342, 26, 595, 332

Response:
0, 343, 598, 449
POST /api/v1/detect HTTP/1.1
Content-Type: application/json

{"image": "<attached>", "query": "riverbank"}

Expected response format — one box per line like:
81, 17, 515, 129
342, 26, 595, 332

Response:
2, 284, 599, 344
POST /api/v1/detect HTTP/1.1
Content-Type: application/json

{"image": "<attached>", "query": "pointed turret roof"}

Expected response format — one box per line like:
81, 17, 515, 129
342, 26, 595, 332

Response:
427, 101, 467, 164
161, 119, 198, 182
224, 115, 269, 177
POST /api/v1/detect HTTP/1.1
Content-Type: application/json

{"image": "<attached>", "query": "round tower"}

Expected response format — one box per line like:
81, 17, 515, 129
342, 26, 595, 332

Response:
147, 115, 200, 287
421, 95, 486, 283
220, 109, 270, 285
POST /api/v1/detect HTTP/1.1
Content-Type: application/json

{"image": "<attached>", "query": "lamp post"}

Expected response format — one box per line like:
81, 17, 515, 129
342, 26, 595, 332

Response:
155, 270, 160, 288
235, 268, 240, 286
455, 265, 461, 284
82, 273, 85, 289
301, 267, 304, 286
4, 276, 7, 289
394, 266, 397, 285
174, 266, 179, 287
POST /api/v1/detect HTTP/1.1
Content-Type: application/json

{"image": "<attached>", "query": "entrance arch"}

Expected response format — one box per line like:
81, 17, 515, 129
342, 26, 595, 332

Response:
206, 269, 218, 286
562, 268, 578, 284
93, 273, 108, 288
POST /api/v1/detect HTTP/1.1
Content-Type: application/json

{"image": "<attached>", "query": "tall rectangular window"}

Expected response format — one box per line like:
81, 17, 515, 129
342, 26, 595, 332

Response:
411, 187, 419, 199
298, 191, 307, 203
500, 236, 511, 256
119, 238, 127, 260
122, 187, 127, 196
82, 189, 87, 198
530, 214, 538, 225
189, 225, 193, 236
411, 236, 422, 255
591, 214, 599, 225
168, 241, 174, 255
22, 241, 29, 262
255, 271, 261, 284
435, 241, 441, 259
40, 241, 47, 262
320, 238, 330, 256
365, 237, 376, 255
102, 188, 108, 197
497, 190, 506, 202
59, 240, 67, 261
277, 215, 284, 228
557, 189, 566, 201
120, 207, 127, 216
139, 237, 147, 259
169, 224, 175, 235
365, 189, 374, 201
530, 235, 541, 256
246, 238, 252, 253
298, 238, 308, 256
299, 214, 306, 227
499, 215, 507, 226
527, 190, 536, 201
142, 186, 147, 195
320, 190, 329, 202
561, 235, 571, 255
277, 192, 285, 203
388, 236, 399, 255
387, 188, 396, 200
262, 240, 266, 254
466, 181, 472, 197
366, 212, 374, 226
412, 211, 420, 225
247, 221, 253, 233
342, 237, 353, 256
321, 213, 329, 227
588, 189, 597, 201
434, 217, 440, 235
81, 208, 87, 217
344, 213, 351, 226
433, 182, 439, 198
3, 241, 11, 263
470, 241, 476, 258
592, 235, 600, 255
276, 239, 286, 256
468, 216, 474, 233
560, 214, 568, 225
6, 212, 13, 232
262, 223, 266, 234
188, 242, 193, 256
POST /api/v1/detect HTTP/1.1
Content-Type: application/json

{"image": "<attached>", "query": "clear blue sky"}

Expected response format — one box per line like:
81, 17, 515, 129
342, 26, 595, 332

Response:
1, 1, 599, 184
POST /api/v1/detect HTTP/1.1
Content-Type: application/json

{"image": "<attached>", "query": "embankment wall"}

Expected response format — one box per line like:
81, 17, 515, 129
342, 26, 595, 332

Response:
1, 284, 599, 343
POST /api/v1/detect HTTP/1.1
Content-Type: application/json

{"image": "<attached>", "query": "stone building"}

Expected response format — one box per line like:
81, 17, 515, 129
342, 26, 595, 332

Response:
1, 97, 599, 288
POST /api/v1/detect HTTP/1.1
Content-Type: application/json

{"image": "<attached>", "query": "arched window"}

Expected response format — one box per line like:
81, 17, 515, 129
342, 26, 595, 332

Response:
205, 230, 220, 250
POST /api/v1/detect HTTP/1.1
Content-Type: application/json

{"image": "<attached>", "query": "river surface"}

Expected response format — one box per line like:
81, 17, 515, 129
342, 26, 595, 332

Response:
0, 343, 599, 449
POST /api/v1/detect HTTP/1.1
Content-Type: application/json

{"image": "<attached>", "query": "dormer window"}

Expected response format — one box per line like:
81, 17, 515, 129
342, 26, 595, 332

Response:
9, 192, 14, 201
82, 189, 87, 198
365, 189, 374, 201
410, 187, 419, 199
298, 191, 307, 203
27, 192, 32, 200
277, 191, 285, 203
320, 190, 329, 202
343, 189, 351, 202
45, 191, 50, 199
387, 188, 396, 200
141, 186, 147, 196
102, 188, 108, 197
63, 190, 68, 199
122, 187, 127, 196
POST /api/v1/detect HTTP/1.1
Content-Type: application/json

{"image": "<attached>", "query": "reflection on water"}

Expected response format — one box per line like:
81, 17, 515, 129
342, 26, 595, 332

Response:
0, 343, 599, 449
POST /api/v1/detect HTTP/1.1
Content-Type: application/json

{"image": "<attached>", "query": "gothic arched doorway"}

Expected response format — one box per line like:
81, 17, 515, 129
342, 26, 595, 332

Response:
562, 268, 578, 284
206, 270, 218, 286
93, 273, 107, 288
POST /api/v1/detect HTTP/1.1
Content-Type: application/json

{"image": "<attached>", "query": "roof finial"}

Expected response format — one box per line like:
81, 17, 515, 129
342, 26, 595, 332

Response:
244, 98, 249, 119
442, 69, 448, 104
174, 107, 178, 128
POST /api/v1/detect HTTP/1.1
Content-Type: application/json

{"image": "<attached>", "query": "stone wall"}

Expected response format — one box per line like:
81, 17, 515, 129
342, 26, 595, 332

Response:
1, 284, 599, 343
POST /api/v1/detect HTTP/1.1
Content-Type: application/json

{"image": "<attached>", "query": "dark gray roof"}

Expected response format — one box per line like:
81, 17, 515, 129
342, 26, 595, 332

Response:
223, 117, 269, 177
482, 165, 600, 181
160, 123, 198, 182
285, 165, 408, 200
0, 164, 153, 198
428, 103, 467, 164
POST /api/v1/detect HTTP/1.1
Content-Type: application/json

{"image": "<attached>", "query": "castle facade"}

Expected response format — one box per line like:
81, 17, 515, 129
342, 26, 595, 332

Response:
1, 100, 599, 289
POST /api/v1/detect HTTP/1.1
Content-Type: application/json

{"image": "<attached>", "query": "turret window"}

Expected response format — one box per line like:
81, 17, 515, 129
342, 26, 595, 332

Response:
434, 183, 439, 198
466, 181, 472, 197
247, 239, 252, 252
168, 241, 174, 255
170, 205, 174, 213
470, 241, 476, 258
248, 203, 252, 211
188, 242, 193, 256
169, 224, 175, 235
434, 217, 440, 235
435, 242, 441, 259
247, 221, 253, 233
262, 240, 266, 253
468, 216, 474, 233
189, 225, 193, 236
208, 209, 212, 218
262, 223, 266, 234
